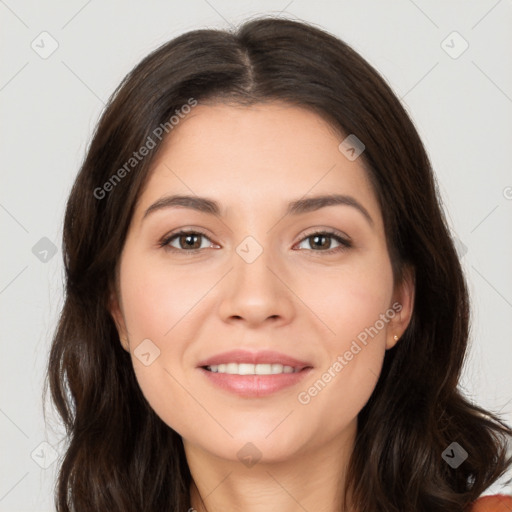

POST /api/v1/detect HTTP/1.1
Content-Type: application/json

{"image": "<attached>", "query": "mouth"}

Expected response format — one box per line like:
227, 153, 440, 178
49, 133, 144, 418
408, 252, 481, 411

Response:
202, 363, 308, 375
196, 349, 313, 397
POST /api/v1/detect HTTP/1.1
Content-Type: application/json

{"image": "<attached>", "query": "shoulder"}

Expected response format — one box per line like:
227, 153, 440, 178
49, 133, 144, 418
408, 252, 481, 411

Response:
471, 494, 512, 511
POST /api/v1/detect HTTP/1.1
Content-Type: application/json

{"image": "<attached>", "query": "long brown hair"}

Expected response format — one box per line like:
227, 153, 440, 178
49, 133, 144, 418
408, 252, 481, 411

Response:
44, 16, 512, 511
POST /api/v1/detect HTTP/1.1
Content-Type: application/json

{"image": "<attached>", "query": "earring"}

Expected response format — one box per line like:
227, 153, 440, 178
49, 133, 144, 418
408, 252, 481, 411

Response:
393, 334, 399, 341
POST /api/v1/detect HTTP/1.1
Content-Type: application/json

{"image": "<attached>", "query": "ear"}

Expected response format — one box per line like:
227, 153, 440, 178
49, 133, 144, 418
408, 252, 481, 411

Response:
386, 265, 415, 350
108, 281, 130, 352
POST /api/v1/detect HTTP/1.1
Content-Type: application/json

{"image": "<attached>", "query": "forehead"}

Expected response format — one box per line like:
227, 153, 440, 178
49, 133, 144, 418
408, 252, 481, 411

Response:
133, 102, 382, 228
155, 101, 344, 167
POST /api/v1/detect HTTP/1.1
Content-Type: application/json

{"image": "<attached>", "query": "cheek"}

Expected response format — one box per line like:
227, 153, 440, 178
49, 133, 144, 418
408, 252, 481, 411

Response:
119, 252, 203, 342
296, 259, 393, 415
304, 255, 394, 343
117, 251, 228, 434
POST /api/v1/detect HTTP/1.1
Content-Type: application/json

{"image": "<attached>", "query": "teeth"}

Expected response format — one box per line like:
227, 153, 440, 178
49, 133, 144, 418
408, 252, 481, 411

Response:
207, 363, 299, 375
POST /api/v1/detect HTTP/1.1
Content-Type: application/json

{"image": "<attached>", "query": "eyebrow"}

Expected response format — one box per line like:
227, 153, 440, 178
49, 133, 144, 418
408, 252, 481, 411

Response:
142, 193, 374, 227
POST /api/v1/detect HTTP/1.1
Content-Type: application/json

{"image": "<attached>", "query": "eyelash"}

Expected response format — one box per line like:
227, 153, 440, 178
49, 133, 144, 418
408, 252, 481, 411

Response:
159, 229, 352, 256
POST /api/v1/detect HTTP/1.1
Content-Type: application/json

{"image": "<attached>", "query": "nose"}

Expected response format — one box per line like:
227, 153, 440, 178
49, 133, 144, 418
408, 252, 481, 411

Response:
217, 243, 296, 328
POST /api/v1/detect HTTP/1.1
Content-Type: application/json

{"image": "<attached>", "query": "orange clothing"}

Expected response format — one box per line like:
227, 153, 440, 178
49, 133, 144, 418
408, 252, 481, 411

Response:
472, 494, 512, 511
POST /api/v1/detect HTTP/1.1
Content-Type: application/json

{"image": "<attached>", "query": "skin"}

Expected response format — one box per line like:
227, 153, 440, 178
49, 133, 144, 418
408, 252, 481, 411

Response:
109, 102, 415, 512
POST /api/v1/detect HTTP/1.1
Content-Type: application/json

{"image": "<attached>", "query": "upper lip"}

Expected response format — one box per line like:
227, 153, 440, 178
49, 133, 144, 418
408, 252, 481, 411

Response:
197, 349, 313, 370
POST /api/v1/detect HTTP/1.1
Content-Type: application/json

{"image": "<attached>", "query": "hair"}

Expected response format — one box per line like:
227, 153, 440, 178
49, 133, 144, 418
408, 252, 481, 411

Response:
44, 15, 512, 512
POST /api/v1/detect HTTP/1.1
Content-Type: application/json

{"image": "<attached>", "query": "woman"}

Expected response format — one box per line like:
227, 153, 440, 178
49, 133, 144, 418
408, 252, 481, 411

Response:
45, 16, 512, 511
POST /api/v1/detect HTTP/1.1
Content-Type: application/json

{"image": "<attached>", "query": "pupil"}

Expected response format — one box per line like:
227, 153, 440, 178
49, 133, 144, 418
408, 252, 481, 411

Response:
313, 235, 329, 249
183, 234, 199, 249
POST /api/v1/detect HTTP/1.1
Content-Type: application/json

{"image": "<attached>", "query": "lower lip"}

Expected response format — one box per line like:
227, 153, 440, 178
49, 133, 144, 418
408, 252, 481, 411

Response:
198, 367, 313, 398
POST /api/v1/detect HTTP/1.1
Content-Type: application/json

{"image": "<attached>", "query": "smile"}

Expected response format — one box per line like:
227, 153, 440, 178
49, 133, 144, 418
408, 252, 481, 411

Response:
205, 363, 301, 375
198, 366, 313, 398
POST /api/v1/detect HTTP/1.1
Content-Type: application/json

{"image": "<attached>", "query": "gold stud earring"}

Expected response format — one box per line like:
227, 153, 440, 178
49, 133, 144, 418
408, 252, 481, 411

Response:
393, 334, 399, 341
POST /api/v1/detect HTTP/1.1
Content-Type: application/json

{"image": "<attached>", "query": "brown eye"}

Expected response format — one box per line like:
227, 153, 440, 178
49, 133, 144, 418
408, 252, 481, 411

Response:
160, 231, 213, 252
295, 231, 352, 254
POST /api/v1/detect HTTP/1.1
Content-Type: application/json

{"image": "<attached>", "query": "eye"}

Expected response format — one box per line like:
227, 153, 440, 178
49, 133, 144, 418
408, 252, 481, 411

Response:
159, 230, 216, 253
294, 230, 352, 254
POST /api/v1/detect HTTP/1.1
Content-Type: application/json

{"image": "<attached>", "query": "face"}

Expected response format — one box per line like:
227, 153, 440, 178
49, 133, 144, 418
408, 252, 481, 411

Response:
109, 102, 414, 465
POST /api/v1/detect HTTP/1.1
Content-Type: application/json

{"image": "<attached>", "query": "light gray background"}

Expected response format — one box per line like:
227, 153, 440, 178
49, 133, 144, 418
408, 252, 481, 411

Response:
1, 1, 511, 510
